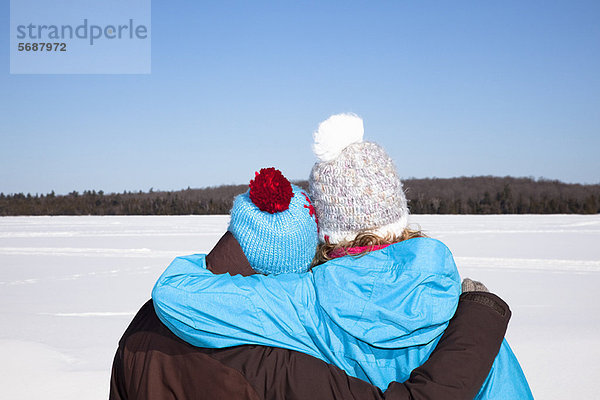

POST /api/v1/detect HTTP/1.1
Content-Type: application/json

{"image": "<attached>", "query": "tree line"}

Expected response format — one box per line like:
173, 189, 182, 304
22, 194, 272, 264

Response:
1, 176, 598, 216
403, 176, 599, 214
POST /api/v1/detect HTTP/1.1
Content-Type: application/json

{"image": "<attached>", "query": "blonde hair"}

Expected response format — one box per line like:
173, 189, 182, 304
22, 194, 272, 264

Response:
311, 227, 425, 268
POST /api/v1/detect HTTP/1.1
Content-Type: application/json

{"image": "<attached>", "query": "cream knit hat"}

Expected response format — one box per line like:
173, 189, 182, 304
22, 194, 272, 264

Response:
308, 113, 409, 244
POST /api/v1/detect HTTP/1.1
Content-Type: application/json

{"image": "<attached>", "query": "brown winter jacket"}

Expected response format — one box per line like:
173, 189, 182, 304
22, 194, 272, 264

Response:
109, 232, 511, 400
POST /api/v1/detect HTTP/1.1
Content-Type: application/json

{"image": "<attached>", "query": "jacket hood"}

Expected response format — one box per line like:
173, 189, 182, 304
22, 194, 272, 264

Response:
312, 237, 461, 348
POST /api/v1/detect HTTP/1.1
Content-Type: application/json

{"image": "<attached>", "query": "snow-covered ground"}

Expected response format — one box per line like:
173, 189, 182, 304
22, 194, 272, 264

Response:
1, 215, 599, 399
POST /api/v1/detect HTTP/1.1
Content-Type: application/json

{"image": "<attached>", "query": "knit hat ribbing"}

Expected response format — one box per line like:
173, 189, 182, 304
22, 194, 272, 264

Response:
308, 114, 409, 244
229, 168, 319, 275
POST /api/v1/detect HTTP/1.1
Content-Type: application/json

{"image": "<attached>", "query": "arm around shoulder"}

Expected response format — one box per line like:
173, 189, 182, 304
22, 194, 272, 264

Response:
152, 255, 318, 353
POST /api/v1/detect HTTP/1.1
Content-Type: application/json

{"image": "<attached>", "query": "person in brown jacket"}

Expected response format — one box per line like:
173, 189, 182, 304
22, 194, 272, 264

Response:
110, 231, 511, 400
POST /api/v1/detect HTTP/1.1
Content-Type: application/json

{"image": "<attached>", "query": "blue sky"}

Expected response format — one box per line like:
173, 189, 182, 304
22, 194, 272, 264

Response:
1, 1, 599, 195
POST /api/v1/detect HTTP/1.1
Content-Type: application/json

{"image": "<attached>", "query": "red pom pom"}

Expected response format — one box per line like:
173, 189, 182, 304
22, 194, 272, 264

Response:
249, 167, 294, 213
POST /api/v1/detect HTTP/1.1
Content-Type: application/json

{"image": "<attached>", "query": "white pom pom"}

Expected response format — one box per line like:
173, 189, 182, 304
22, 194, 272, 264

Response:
312, 113, 364, 162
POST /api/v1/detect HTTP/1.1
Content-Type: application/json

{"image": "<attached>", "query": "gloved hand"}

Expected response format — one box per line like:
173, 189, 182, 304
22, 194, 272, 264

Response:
462, 278, 489, 293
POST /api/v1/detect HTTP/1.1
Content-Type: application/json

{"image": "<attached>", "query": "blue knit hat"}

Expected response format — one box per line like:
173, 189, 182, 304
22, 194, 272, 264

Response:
228, 168, 319, 275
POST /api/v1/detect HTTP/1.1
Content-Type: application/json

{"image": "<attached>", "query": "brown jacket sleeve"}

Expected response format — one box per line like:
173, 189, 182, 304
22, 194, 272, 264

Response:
384, 291, 511, 399
199, 291, 510, 400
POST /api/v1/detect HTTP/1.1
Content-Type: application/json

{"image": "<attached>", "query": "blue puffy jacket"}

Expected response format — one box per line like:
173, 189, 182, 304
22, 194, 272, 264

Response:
153, 237, 533, 398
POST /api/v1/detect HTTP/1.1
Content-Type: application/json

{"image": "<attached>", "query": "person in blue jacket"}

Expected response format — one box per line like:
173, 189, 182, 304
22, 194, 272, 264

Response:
153, 114, 534, 399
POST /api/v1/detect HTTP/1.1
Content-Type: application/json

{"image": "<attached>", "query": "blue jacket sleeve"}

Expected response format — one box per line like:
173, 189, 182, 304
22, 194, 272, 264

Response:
151, 254, 322, 357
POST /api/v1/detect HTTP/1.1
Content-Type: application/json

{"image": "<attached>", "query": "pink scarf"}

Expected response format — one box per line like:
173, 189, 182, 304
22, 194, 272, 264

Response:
328, 244, 391, 259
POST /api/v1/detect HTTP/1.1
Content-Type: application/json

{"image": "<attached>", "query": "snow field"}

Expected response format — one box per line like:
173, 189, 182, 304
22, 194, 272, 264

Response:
1, 215, 599, 399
